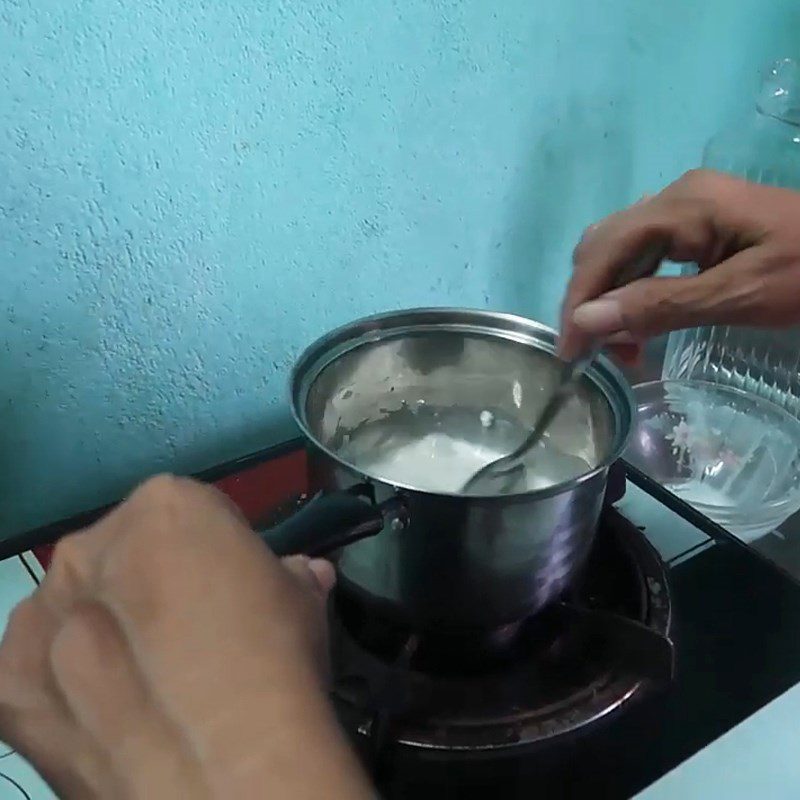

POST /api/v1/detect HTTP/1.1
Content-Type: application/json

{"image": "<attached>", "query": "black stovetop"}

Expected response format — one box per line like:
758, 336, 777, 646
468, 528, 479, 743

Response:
331, 467, 800, 799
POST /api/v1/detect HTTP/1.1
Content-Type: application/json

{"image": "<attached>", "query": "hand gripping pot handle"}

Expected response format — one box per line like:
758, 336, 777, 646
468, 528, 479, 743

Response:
259, 487, 408, 559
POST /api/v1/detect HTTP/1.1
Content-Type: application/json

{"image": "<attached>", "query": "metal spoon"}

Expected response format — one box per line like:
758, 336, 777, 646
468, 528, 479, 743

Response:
461, 240, 667, 496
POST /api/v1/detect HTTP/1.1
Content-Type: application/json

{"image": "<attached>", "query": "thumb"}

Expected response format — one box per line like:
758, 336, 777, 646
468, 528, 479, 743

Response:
571, 252, 760, 340
280, 556, 337, 599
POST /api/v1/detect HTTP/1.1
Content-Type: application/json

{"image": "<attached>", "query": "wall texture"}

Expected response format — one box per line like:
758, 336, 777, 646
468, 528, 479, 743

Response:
1, 0, 798, 534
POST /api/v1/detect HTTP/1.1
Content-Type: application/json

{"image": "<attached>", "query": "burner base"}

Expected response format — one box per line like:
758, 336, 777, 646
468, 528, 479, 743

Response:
330, 506, 672, 759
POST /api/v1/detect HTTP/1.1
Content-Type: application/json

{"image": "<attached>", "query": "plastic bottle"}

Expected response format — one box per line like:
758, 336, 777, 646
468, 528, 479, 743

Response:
662, 58, 800, 416
703, 57, 800, 187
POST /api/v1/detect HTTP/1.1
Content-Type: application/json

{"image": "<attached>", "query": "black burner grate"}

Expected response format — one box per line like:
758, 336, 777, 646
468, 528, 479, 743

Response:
329, 505, 673, 764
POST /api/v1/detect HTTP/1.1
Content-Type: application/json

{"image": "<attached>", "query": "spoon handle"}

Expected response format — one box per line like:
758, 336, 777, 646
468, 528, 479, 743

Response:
512, 238, 669, 453
499, 344, 603, 465
461, 239, 668, 493
516, 239, 668, 453
595, 235, 670, 300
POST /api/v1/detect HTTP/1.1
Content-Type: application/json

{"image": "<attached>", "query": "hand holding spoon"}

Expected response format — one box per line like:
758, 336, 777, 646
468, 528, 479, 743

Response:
461, 241, 667, 496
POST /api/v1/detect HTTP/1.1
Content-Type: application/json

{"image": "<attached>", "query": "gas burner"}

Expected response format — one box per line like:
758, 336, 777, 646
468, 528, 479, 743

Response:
329, 506, 672, 756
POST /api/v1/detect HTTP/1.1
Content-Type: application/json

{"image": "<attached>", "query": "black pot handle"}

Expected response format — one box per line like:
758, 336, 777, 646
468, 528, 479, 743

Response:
259, 489, 402, 559
605, 460, 626, 505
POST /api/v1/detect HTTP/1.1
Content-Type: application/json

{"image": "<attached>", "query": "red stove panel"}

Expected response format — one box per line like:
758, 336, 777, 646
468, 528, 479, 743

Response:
33, 448, 310, 571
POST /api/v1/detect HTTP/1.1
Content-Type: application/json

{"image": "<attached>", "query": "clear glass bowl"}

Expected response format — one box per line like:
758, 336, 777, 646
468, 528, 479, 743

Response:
626, 380, 800, 542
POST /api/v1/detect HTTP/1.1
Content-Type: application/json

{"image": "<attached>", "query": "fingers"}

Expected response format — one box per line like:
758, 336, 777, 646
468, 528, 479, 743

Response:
50, 603, 208, 797
90, 478, 335, 746
281, 556, 337, 599
0, 597, 60, 693
557, 170, 800, 358
569, 247, 776, 340
279, 556, 335, 684
559, 175, 731, 359
604, 339, 643, 367
50, 603, 158, 755
93, 475, 277, 653
0, 598, 113, 798
0, 475, 343, 800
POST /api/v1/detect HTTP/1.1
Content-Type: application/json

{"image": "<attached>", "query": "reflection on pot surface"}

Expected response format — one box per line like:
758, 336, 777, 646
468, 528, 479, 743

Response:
309, 330, 610, 497
266, 309, 634, 629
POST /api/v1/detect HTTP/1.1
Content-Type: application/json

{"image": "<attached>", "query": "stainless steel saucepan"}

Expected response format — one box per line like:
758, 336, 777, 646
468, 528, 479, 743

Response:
260, 309, 634, 631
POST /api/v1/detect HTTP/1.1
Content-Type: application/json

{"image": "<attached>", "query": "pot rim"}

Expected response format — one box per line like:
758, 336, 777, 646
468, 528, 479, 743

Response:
288, 307, 635, 501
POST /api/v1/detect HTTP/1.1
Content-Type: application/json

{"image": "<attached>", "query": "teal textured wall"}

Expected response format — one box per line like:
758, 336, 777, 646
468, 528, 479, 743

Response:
1, 0, 798, 534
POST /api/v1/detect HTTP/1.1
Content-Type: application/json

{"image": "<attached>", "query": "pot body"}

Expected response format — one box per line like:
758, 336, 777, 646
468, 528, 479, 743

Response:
308, 443, 611, 629
288, 308, 634, 630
